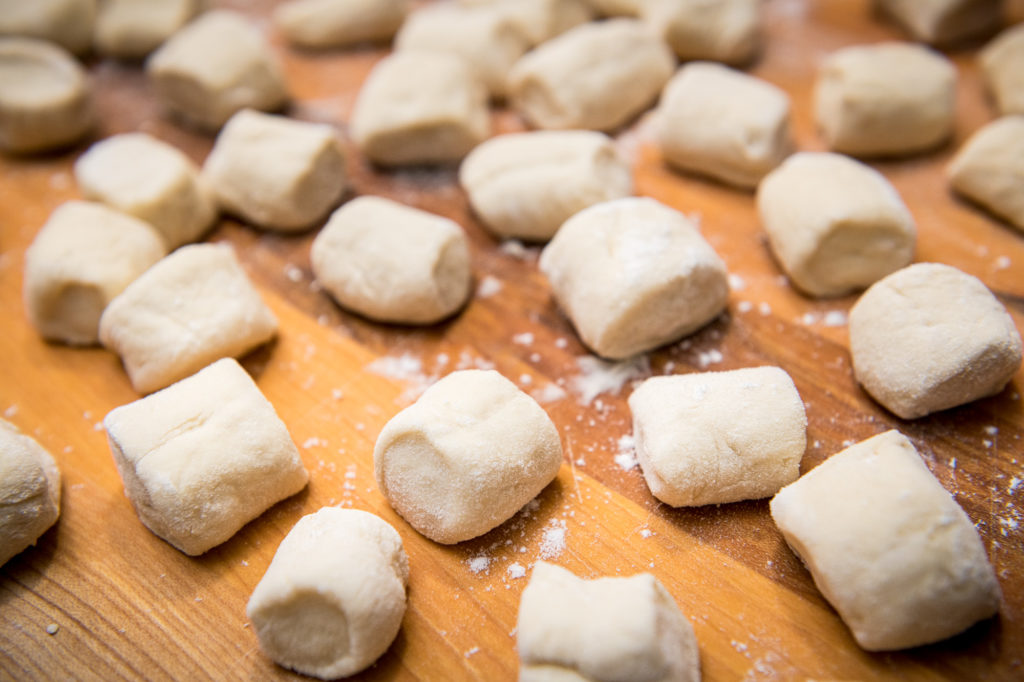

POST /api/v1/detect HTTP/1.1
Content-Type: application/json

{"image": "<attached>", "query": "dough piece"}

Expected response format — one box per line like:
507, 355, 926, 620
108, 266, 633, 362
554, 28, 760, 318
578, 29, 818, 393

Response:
539, 197, 729, 360
628, 367, 806, 507
104, 358, 308, 555
93, 0, 197, 59
948, 116, 1024, 232
643, 0, 760, 65
247, 508, 408, 679
756, 152, 916, 298
274, 0, 409, 49
374, 370, 562, 544
201, 109, 346, 232
875, 0, 1002, 46
459, 130, 633, 241
459, 0, 594, 47
98, 242, 278, 394
586, 0, 640, 16
0, 0, 95, 55
311, 197, 471, 325
23, 201, 167, 345
657, 61, 791, 189
814, 42, 956, 157
770, 430, 1001, 650
75, 132, 216, 248
0, 419, 61, 567
517, 562, 700, 682
350, 51, 489, 166
980, 24, 1024, 116
848, 263, 1022, 419
146, 10, 287, 131
507, 19, 675, 132
0, 37, 93, 154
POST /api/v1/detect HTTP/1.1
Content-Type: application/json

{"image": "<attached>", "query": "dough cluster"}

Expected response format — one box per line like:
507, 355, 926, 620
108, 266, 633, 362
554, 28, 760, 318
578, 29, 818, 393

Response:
275, 0, 409, 49
0, 418, 61, 567
94, 0, 197, 59
644, 0, 760, 65
875, 0, 1003, 46
948, 116, 1024, 232
980, 24, 1024, 116
461, 0, 594, 47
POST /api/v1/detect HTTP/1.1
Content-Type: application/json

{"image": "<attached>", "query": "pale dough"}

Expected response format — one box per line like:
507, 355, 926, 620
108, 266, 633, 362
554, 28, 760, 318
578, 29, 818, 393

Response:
374, 369, 562, 544
275, 0, 409, 49
643, 0, 760, 65
770, 430, 1001, 650
459, 0, 594, 47
875, 0, 1002, 46
0, 0, 95, 55
948, 116, 1024, 232
980, 24, 1024, 116
585, 0, 639, 16
94, 0, 197, 59
0, 418, 61, 567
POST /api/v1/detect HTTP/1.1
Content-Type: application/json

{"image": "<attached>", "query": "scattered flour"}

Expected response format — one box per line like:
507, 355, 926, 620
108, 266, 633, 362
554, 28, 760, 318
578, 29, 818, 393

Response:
696, 349, 723, 369
513, 332, 535, 346
283, 264, 303, 282
366, 353, 436, 401
539, 520, 567, 559
477, 275, 503, 298
737, 301, 753, 313
569, 355, 650, 405
464, 646, 480, 658
728, 273, 747, 291
468, 556, 491, 574
499, 240, 535, 260
532, 383, 568, 403
507, 563, 526, 579
614, 434, 638, 471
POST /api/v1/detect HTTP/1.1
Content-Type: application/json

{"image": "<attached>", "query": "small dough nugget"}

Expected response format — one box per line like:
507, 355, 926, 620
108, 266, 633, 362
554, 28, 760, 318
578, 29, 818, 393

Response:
146, 10, 287, 131
644, 0, 760, 65
0, 419, 61, 567
518, 562, 700, 682
275, 0, 409, 49
0, 37, 93, 154
770, 430, 1001, 650
980, 24, 1024, 116
756, 152, 916, 298
948, 116, 1024, 232
94, 0, 197, 59
875, 0, 1002, 46
75, 132, 217, 248
0, 0, 95, 55
629, 367, 806, 507
23, 201, 166, 345
99, 242, 278, 395
849, 263, 1022, 419
459, 130, 633, 241
201, 109, 346, 232
350, 51, 489, 166
104, 358, 308, 555
247, 508, 408, 679
814, 42, 956, 157
540, 197, 729, 360
374, 370, 562, 544
658, 61, 791, 189
460, 0, 594, 47
507, 19, 675, 132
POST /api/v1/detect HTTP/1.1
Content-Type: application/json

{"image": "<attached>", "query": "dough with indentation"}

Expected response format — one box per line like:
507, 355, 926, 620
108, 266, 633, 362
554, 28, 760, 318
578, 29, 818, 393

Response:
0, 418, 61, 567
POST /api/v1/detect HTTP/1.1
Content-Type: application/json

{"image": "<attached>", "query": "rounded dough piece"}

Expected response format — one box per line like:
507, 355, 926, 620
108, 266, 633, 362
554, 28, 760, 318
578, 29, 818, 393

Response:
947, 116, 1024, 232
980, 24, 1024, 116
0, 0, 95, 55
93, 0, 197, 59
0, 418, 61, 567
643, 0, 760, 65
374, 369, 563, 544
274, 0, 409, 49
459, 0, 594, 47
247, 507, 408, 679
875, 0, 1002, 46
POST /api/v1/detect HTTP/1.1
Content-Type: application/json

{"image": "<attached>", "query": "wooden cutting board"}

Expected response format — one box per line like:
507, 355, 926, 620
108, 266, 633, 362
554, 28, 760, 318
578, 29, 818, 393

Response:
2, 1, 1023, 679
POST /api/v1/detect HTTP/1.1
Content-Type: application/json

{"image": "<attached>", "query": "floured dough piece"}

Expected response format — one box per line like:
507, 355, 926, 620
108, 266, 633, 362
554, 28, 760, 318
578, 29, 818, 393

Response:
310, 196, 472, 325
75, 132, 216, 248
629, 367, 806, 507
247, 508, 408, 679
23, 201, 166, 345
104, 358, 308, 555
540, 197, 729, 360
459, 130, 633, 241
644, 0, 760, 65
875, 0, 1002, 46
374, 370, 562, 544
0, 419, 61, 567
586, 0, 640, 16
146, 10, 287, 131
948, 116, 1024, 232
770, 430, 1001, 650
0, 37, 93, 154
814, 42, 956, 157
459, 0, 594, 47
351, 51, 489, 166
201, 109, 346, 232
507, 19, 675, 132
518, 562, 700, 682
0, 0, 95, 55
94, 0, 197, 59
757, 152, 916, 298
980, 24, 1024, 116
99, 242, 278, 394
849, 263, 1022, 419
275, 0, 409, 49
658, 61, 791, 189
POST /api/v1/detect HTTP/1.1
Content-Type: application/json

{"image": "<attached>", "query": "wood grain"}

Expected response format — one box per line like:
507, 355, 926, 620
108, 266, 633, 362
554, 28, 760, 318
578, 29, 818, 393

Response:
2, 0, 1023, 680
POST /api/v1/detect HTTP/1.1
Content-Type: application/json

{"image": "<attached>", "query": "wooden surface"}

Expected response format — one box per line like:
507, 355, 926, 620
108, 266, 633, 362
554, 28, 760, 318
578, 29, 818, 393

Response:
2, 1, 1024, 679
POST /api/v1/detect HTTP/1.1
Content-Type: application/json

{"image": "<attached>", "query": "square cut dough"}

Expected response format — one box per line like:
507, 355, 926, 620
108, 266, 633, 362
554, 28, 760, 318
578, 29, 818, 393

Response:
98, 243, 278, 395
948, 116, 1024, 232
629, 367, 806, 507
980, 24, 1024, 116
770, 430, 1001, 650
643, 0, 760, 65
94, 0, 197, 59
104, 358, 309, 556
274, 0, 409, 49
0, 418, 61, 567
875, 0, 1003, 46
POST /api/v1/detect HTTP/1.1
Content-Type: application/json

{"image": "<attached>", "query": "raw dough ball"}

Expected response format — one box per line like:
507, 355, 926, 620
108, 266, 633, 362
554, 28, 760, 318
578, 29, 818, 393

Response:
201, 109, 346, 232
875, 0, 1002, 46
507, 19, 675, 132
459, 130, 633, 241
948, 116, 1024, 232
980, 24, 1024, 116
770, 430, 1001, 650
657, 61, 791, 189
23, 201, 167, 345
75, 132, 217, 248
98, 242, 279, 395
350, 51, 489, 166
517, 562, 700, 682
274, 0, 409, 49
104, 358, 308, 555
146, 10, 287, 131
93, 0, 197, 59
628, 366, 806, 507
247, 508, 409, 679
0, 37, 93, 154
0, 0, 95, 55
848, 263, 1022, 419
0, 419, 61, 567
459, 0, 594, 47
643, 0, 760, 65
756, 152, 916, 298
814, 42, 956, 157
539, 197, 729, 360
374, 369, 562, 544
